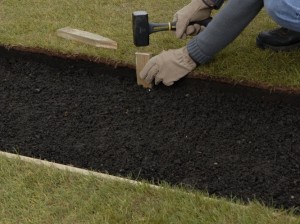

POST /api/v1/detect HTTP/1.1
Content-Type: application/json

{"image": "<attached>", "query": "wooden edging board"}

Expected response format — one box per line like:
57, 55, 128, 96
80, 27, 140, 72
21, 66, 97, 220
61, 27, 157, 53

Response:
0, 151, 154, 188
0, 151, 220, 200
1, 150, 296, 220
0, 150, 247, 208
57, 27, 117, 50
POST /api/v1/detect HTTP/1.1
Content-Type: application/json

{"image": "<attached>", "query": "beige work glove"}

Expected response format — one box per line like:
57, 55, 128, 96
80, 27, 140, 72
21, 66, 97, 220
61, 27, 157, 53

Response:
173, 0, 211, 39
139, 46, 197, 86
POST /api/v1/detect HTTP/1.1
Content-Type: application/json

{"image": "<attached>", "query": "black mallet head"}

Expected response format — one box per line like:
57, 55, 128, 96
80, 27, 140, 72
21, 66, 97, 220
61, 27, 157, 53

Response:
132, 11, 177, 47
132, 11, 212, 47
132, 11, 151, 47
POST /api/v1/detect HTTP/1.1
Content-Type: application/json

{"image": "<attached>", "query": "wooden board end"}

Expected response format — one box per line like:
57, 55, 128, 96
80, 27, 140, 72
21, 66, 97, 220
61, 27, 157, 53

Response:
135, 52, 152, 88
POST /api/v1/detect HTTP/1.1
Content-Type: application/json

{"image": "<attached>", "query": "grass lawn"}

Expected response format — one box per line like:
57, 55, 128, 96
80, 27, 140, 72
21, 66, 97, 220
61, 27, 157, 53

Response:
0, 154, 299, 223
0, 0, 299, 88
1, 0, 300, 222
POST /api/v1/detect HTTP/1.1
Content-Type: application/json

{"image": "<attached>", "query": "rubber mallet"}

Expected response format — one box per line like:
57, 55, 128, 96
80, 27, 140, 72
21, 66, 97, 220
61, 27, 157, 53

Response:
132, 11, 212, 47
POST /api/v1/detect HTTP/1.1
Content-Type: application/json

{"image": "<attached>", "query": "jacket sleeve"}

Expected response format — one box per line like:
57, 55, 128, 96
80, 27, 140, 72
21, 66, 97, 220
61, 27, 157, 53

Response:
187, 0, 264, 64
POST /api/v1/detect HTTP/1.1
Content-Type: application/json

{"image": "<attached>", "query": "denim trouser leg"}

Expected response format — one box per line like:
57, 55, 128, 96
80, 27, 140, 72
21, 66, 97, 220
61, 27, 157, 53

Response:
264, 0, 300, 32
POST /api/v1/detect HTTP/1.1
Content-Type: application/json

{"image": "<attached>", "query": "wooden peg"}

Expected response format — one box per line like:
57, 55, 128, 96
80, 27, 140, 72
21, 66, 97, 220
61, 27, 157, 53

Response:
135, 52, 152, 88
57, 27, 117, 49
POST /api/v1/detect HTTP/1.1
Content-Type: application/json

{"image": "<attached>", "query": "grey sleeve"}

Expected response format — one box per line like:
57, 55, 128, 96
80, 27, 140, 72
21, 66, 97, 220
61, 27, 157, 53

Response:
187, 0, 264, 64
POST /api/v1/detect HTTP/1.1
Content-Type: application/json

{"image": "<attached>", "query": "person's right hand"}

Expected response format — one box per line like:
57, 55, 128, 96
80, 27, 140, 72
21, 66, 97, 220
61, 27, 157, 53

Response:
173, 0, 212, 39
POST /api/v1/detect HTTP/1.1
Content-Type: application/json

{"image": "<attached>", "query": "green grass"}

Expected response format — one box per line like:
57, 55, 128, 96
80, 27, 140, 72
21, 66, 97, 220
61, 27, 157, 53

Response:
0, 0, 300, 88
0, 1, 300, 222
0, 155, 299, 224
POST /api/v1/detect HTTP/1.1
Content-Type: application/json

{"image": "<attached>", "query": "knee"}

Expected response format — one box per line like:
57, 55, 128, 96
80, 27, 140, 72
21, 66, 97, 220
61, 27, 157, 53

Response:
263, 0, 300, 31
264, 0, 281, 20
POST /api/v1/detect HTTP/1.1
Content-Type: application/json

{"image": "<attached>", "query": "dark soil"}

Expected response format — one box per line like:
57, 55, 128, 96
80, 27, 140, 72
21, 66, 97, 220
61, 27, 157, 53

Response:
0, 47, 299, 211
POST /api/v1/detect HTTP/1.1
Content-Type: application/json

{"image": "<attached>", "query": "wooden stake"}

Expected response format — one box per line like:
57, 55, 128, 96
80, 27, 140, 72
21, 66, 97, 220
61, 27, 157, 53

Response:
135, 52, 152, 88
57, 27, 117, 49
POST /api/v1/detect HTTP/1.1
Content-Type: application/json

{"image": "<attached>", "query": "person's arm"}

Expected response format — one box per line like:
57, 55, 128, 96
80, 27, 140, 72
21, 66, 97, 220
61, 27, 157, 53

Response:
188, 0, 264, 64
140, 0, 264, 86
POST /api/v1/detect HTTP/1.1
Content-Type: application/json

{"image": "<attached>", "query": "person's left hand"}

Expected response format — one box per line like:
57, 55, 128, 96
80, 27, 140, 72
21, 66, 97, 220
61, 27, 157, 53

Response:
139, 46, 197, 86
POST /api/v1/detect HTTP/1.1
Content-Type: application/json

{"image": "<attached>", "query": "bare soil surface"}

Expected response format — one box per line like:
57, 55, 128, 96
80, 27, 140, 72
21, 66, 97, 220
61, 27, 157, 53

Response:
0, 47, 299, 211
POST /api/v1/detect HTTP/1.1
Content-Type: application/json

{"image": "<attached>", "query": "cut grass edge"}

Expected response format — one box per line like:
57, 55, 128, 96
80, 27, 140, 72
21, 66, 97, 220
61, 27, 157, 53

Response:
1, 0, 300, 90
3, 44, 300, 96
0, 150, 299, 223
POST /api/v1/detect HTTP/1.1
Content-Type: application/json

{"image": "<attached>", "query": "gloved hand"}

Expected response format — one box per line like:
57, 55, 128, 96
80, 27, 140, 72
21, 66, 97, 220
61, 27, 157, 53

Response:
173, 0, 212, 39
139, 46, 197, 86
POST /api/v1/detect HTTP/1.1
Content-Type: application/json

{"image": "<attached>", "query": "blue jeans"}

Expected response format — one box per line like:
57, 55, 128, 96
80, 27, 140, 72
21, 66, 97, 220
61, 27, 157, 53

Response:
264, 0, 300, 32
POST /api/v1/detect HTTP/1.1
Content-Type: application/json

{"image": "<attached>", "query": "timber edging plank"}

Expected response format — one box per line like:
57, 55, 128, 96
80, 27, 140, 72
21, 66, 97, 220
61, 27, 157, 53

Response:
57, 27, 118, 49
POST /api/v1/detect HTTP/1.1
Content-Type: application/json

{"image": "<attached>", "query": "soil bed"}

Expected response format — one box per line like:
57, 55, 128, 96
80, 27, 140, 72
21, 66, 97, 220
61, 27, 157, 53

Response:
0, 47, 299, 211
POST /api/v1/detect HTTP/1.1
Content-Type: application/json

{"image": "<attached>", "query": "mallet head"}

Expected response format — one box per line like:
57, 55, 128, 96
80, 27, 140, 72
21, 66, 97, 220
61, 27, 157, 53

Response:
132, 11, 150, 47
132, 11, 212, 47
